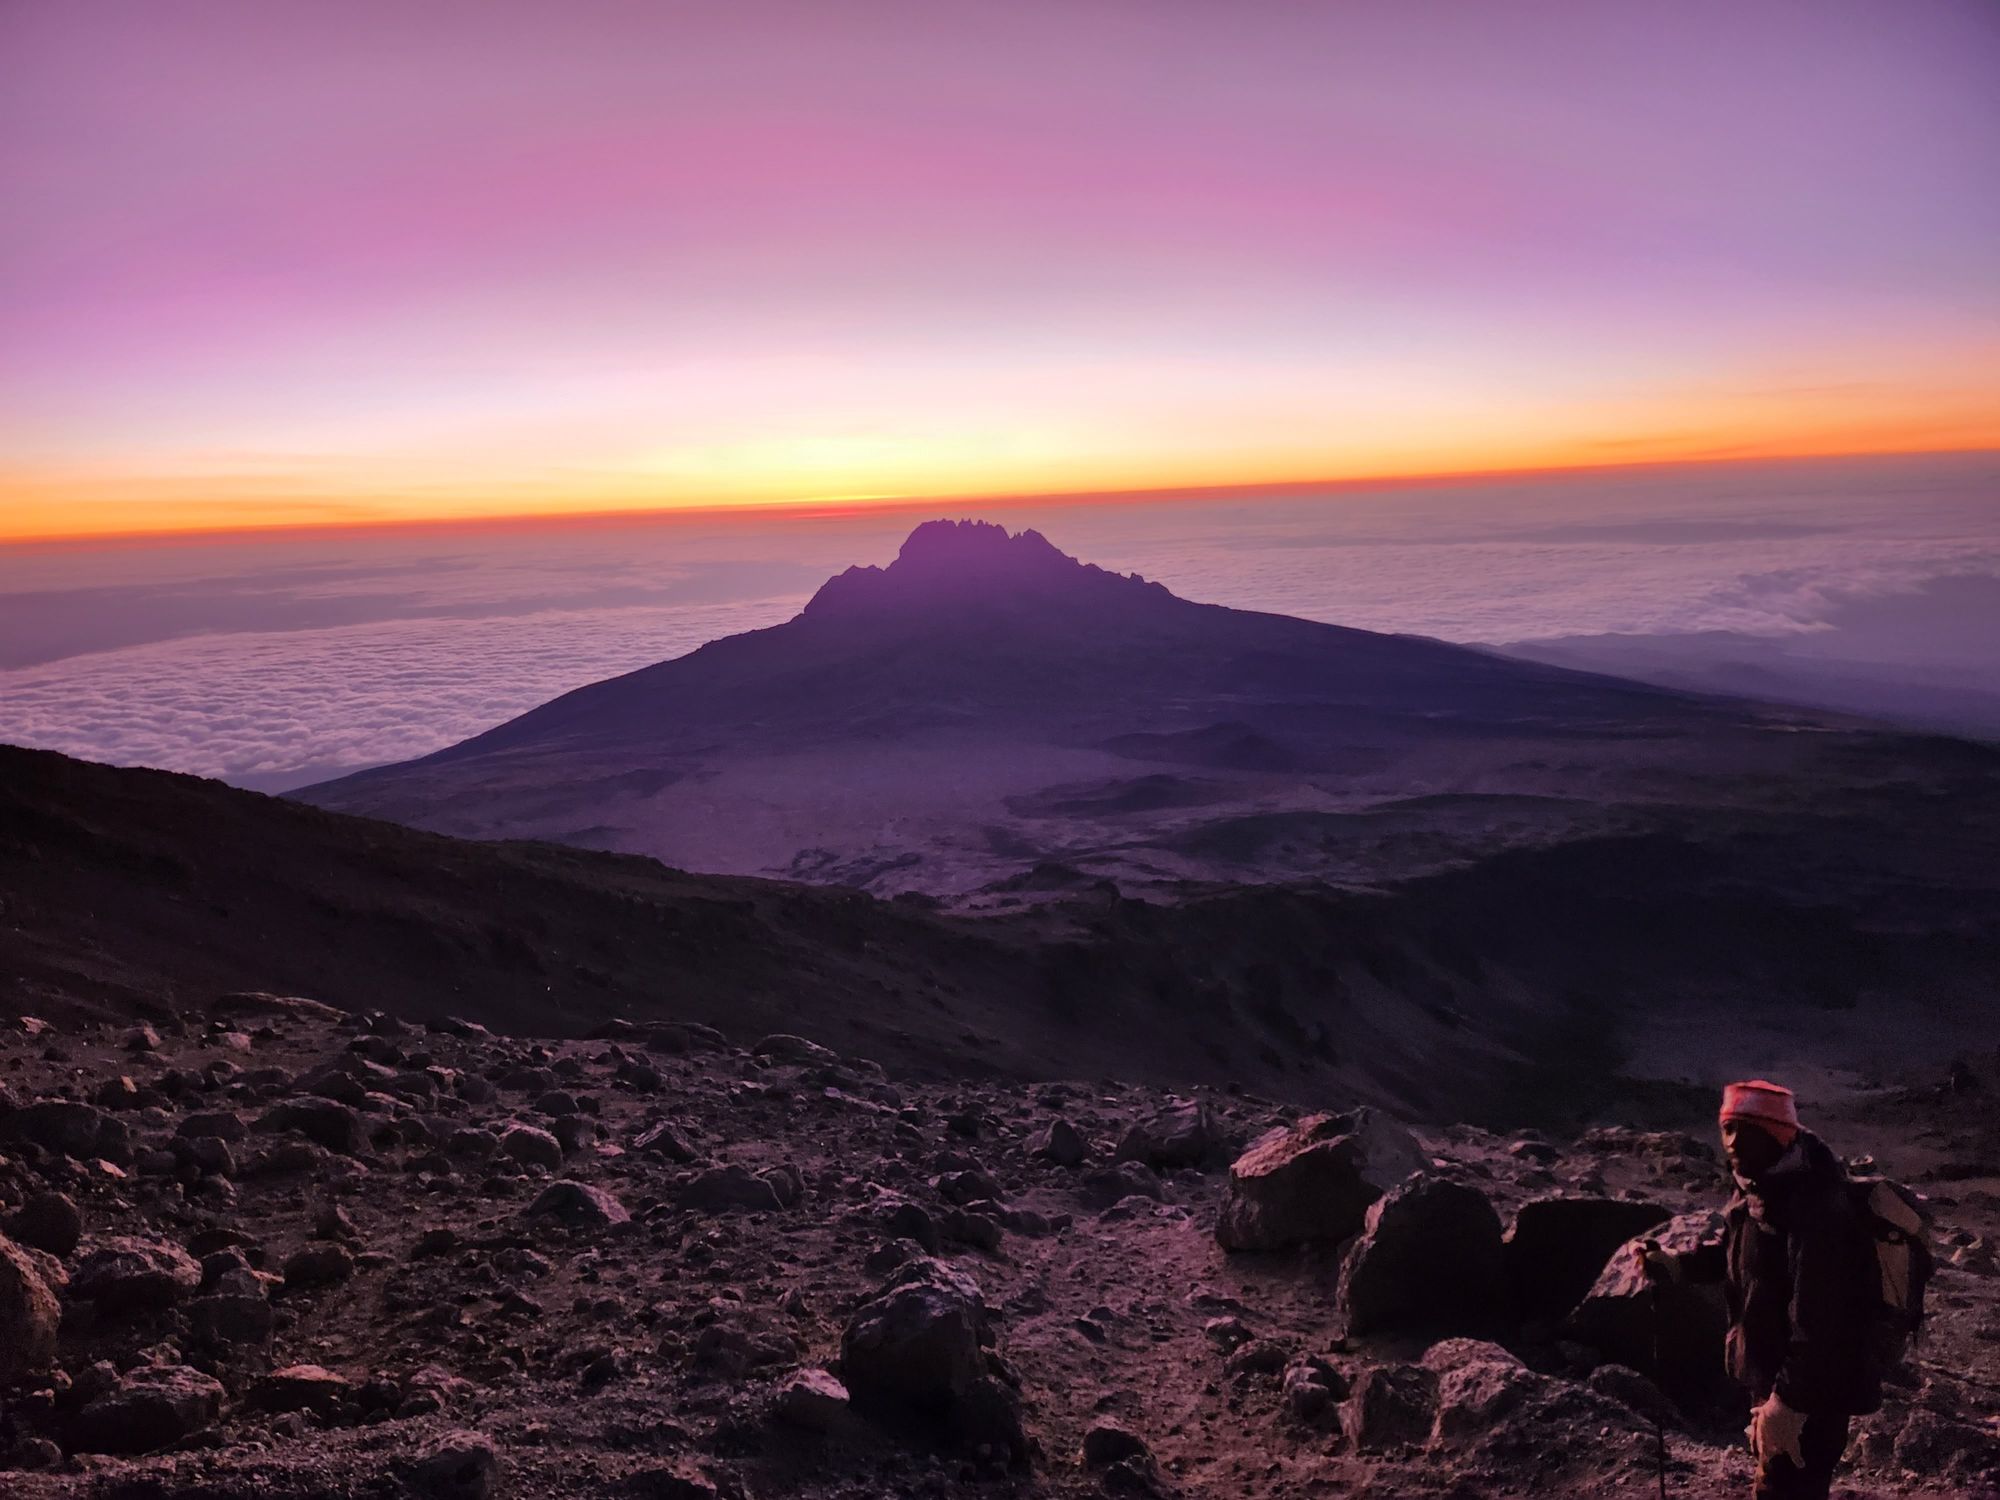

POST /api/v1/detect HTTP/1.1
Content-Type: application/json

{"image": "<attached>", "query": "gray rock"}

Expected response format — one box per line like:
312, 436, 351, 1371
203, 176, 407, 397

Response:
938, 1207, 1003, 1253
5, 1190, 82, 1257
498, 1123, 563, 1171
1081, 1420, 1151, 1467
839, 1255, 1026, 1459
409, 1428, 503, 1499
633, 1120, 699, 1162
250, 1363, 352, 1414
1215, 1108, 1422, 1252
67, 1364, 225, 1454
1564, 1208, 1730, 1408
679, 1164, 784, 1213
752, 1033, 838, 1066
177, 1110, 249, 1143
524, 1180, 631, 1229
1116, 1099, 1221, 1170
1340, 1364, 1438, 1453
1080, 1160, 1163, 1210
284, 1241, 357, 1289
0, 1232, 60, 1381
774, 1368, 850, 1431
258, 1096, 364, 1154
1337, 1174, 1505, 1336
1586, 1363, 1682, 1429
1027, 1117, 1087, 1168
186, 1291, 275, 1346
1502, 1195, 1672, 1323
71, 1236, 202, 1313
6, 1100, 131, 1163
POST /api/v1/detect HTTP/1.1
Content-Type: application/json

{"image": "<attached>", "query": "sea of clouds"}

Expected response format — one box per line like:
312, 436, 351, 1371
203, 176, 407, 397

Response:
3, 451, 1995, 790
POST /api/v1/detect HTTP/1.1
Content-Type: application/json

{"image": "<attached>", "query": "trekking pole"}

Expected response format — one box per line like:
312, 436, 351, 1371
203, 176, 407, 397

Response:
1649, 1281, 1668, 1500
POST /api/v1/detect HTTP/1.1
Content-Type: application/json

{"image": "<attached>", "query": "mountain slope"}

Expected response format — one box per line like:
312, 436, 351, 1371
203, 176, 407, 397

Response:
298, 520, 1949, 901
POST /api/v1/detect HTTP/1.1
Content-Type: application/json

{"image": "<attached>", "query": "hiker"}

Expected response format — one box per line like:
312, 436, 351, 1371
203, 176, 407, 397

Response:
1632, 1080, 1882, 1500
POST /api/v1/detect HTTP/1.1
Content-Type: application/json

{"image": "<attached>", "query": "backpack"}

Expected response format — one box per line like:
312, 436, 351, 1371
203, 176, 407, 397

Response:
1848, 1174, 1934, 1371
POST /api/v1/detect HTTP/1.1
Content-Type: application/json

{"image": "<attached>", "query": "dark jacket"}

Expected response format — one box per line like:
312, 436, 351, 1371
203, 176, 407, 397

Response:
1674, 1129, 1882, 1415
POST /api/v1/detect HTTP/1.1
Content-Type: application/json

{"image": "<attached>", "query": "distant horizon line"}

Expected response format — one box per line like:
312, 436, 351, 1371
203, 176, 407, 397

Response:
7, 442, 1996, 552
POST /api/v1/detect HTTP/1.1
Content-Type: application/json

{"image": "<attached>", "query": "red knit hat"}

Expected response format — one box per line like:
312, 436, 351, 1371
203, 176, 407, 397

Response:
1719, 1079, 1800, 1146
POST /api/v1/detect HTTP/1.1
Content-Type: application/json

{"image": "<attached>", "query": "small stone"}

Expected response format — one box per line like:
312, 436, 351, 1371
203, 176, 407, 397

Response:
1027, 1116, 1088, 1168
67, 1364, 225, 1454
524, 1180, 630, 1230
409, 1428, 502, 1499
0, 1232, 60, 1381
71, 1236, 203, 1313
499, 1123, 563, 1171
4, 1190, 82, 1258
251, 1363, 352, 1414
679, 1163, 784, 1213
774, 1368, 850, 1431
258, 1096, 364, 1155
284, 1241, 357, 1289
1082, 1420, 1151, 1467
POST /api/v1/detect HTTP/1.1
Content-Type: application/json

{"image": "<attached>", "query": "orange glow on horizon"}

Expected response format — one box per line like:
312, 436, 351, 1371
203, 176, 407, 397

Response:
5, 431, 1997, 550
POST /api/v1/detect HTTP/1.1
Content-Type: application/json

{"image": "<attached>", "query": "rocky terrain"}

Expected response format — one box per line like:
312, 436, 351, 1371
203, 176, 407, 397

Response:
2, 1002, 1997, 1499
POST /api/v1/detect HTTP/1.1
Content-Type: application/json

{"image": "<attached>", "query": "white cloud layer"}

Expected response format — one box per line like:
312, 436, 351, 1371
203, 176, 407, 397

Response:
2, 452, 1995, 787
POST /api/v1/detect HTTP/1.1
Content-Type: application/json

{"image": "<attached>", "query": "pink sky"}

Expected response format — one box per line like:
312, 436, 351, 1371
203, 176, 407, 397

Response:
2, 1, 1997, 538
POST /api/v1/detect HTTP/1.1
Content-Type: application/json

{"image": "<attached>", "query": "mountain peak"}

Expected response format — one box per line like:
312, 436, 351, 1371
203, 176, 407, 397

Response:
801, 519, 1170, 620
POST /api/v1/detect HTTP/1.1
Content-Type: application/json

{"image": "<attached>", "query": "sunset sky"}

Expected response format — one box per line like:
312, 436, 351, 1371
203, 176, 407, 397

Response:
3, 0, 1997, 542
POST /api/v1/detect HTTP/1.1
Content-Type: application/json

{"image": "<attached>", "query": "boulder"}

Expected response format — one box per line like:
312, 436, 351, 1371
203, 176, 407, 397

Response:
880, 1199, 942, 1253
186, 1291, 275, 1346
5, 1100, 131, 1163
1564, 1209, 1730, 1410
1336, 1175, 1504, 1336
1214, 1108, 1423, 1252
258, 1096, 364, 1155
0, 1232, 60, 1381
753, 1034, 839, 1066
839, 1256, 1026, 1460
525, 1180, 631, 1230
177, 1110, 250, 1143
1281, 1356, 1346, 1425
938, 1207, 1003, 1253
67, 1364, 225, 1454
1586, 1363, 1681, 1429
633, 1120, 699, 1162
249, 1363, 352, 1415
760, 1163, 805, 1209
1081, 1420, 1151, 1467
679, 1164, 784, 1213
5, 1190, 82, 1258
1502, 1195, 1672, 1323
774, 1369, 851, 1431
409, 1428, 503, 1499
71, 1236, 203, 1313
1422, 1342, 1535, 1448
689, 1307, 799, 1376
1116, 1099, 1221, 1170
1027, 1117, 1087, 1168
1423, 1338, 1642, 1458
1080, 1161, 1163, 1210
284, 1241, 357, 1289
1340, 1364, 1438, 1453
498, 1123, 563, 1171
212, 991, 343, 1024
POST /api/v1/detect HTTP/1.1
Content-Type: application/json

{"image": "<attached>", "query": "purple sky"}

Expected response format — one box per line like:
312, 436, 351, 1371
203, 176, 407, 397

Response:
3, 1, 1997, 537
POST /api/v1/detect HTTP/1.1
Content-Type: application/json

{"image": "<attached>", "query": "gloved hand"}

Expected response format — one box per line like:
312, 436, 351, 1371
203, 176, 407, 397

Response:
1748, 1393, 1807, 1470
1628, 1239, 1678, 1285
